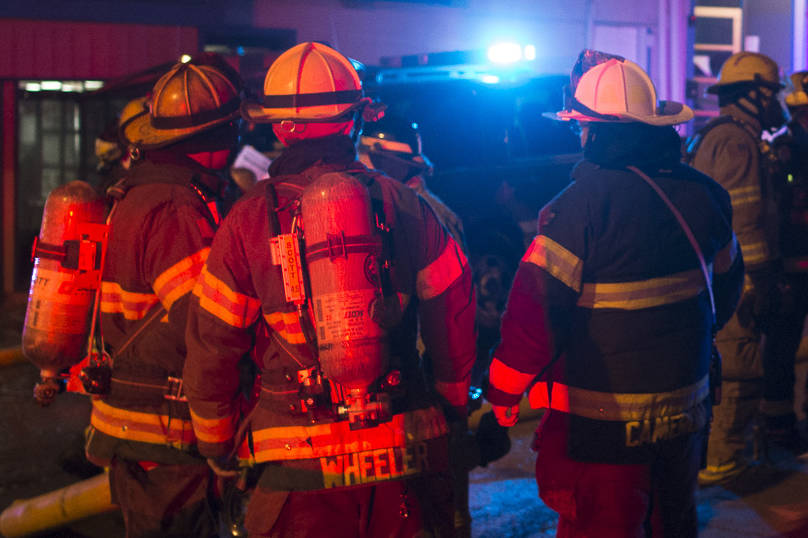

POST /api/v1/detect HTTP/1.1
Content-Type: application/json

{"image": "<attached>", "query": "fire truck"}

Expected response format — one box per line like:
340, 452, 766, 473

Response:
361, 45, 582, 377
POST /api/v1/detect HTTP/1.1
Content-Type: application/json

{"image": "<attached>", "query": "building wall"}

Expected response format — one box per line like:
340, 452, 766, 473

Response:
0, 19, 199, 80
744, 0, 792, 75
252, 0, 659, 79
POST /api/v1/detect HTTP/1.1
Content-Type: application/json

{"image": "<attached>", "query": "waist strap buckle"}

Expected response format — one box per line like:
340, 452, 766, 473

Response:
164, 376, 187, 402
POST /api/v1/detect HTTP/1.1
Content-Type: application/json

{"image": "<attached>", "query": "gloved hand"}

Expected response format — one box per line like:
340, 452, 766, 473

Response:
207, 457, 240, 478
475, 410, 512, 466
492, 403, 520, 427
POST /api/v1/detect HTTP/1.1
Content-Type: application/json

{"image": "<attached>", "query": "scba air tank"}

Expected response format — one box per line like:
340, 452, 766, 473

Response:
300, 172, 388, 394
22, 180, 107, 379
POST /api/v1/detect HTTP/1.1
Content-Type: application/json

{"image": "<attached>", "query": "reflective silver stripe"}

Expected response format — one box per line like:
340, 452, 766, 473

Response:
522, 235, 583, 293
528, 375, 709, 422
416, 237, 468, 300
576, 268, 706, 310
714, 234, 739, 274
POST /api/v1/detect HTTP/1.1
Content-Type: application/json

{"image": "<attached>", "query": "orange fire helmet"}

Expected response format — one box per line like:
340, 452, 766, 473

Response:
123, 60, 242, 150
241, 42, 370, 124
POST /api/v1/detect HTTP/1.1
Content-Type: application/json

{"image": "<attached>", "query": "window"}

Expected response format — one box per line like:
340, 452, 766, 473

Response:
14, 81, 124, 289
691, 6, 743, 131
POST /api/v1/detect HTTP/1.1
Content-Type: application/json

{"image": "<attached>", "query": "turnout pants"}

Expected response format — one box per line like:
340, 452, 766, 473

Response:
535, 412, 703, 538
704, 311, 764, 474
108, 458, 217, 538
245, 473, 455, 538
763, 273, 808, 427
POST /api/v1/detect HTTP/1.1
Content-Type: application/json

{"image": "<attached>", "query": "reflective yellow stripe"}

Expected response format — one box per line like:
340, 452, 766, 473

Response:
153, 248, 209, 311
416, 237, 468, 300
100, 282, 159, 320
528, 375, 708, 422
714, 234, 739, 274
90, 400, 195, 447
489, 357, 536, 396
193, 266, 261, 328
189, 408, 238, 444
522, 235, 583, 293
728, 185, 761, 206
245, 407, 448, 462
264, 311, 306, 345
577, 268, 706, 310
739, 239, 770, 265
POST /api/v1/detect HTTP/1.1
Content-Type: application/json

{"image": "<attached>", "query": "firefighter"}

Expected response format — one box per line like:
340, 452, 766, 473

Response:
93, 96, 147, 197
771, 70, 808, 435
688, 52, 802, 485
357, 114, 466, 249
182, 42, 476, 537
487, 50, 743, 537
357, 113, 510, 537
82, 57, 243, 537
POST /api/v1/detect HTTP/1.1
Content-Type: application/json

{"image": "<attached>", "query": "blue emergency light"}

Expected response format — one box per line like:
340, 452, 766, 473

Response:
487, 42, 536, 65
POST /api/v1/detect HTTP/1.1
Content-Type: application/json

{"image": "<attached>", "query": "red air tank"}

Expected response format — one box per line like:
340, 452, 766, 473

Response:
22, 180, 107, 379
300, 172, 387, 395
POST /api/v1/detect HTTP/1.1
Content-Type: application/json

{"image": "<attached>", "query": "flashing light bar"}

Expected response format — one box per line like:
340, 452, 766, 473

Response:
376, 43, 538, 86
487, 42, 522, 64
487, 42, 537, 64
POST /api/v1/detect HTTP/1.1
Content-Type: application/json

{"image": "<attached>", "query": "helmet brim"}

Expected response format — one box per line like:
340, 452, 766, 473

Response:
241, 99, 368, 124
544, 101, 694, 126
707, 79, 785, 95
123, 108, 240, 150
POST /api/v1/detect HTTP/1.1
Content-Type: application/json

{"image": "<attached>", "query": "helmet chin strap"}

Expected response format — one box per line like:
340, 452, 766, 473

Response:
734, 89, 765, 123
733, 86, 785, 131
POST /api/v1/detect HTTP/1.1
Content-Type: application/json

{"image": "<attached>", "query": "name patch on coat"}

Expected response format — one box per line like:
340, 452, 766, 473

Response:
320, 443, 430, 488
624, 406, 705, 447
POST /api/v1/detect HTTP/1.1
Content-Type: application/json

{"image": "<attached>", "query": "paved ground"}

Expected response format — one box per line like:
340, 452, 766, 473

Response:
3, 292, 808, 537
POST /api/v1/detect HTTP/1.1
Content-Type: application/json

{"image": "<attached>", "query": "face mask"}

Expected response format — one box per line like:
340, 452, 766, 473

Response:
762, 92, 788, 131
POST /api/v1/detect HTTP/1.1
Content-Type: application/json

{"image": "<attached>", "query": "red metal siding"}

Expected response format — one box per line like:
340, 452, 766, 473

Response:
2, 81, 16, 294
0, 19, 198, 79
